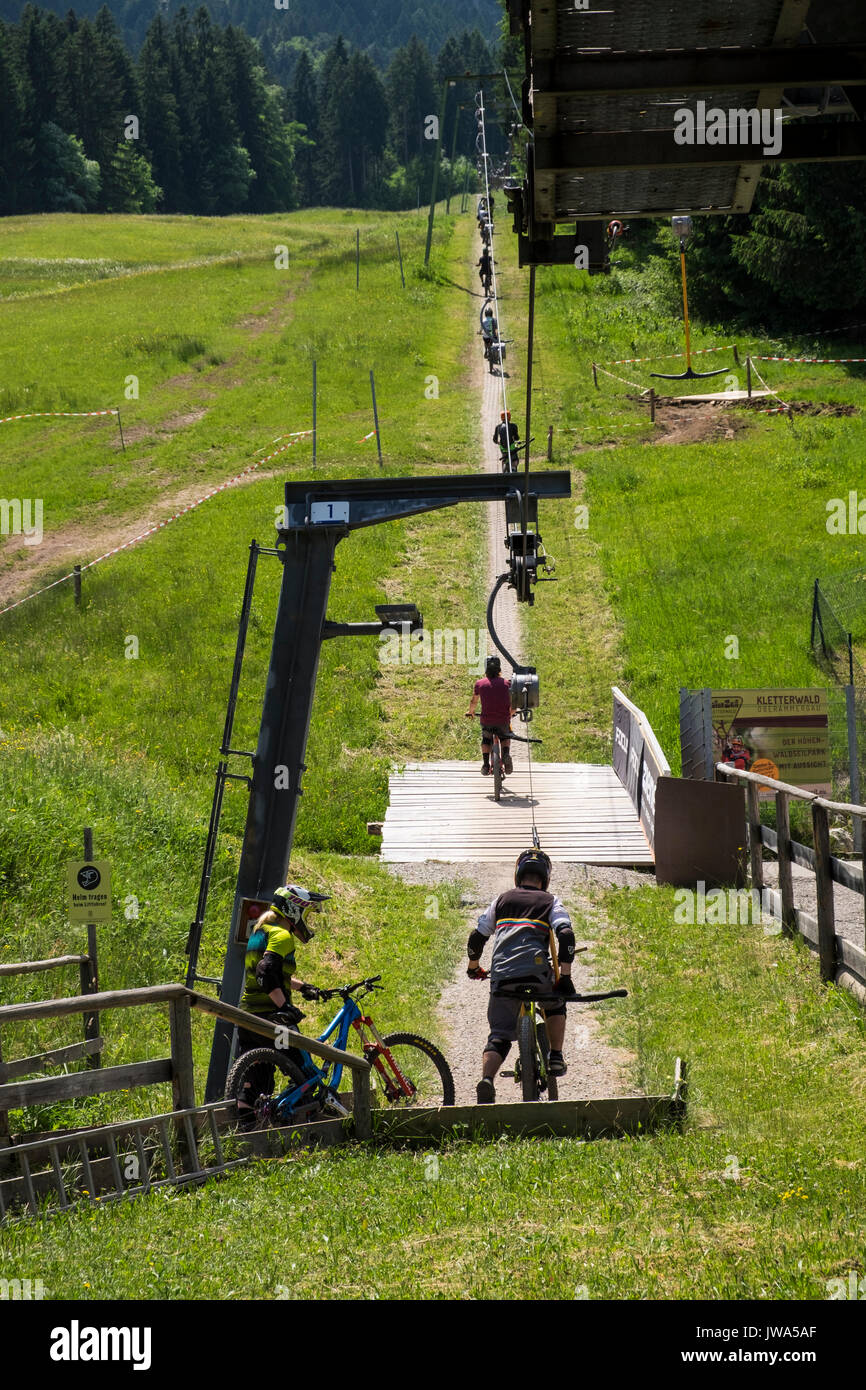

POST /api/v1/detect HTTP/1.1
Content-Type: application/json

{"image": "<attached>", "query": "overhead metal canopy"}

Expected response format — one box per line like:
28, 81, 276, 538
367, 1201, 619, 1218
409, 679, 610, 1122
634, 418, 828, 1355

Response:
504, 0, 866, 249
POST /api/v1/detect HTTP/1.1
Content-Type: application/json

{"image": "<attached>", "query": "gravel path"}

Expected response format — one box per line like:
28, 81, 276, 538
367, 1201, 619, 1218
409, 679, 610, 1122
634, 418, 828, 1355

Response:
386, 859, 648, 1105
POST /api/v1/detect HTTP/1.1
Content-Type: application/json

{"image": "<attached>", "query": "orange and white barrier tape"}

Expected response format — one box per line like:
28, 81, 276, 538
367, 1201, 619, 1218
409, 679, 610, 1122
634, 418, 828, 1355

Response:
358, 430, 377, 443
0, 430, 312, 618
751, 355, 866, 364
0, 408, 119, 424
598, 345, 735, 367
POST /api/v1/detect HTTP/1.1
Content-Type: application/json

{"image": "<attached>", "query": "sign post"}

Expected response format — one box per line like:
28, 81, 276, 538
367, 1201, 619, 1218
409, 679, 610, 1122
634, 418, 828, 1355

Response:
67, 828, 110, 1065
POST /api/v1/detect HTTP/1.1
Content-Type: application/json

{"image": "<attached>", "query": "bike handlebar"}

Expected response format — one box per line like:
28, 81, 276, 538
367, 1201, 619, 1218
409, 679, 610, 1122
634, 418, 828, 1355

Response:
314, 974, 383, 1002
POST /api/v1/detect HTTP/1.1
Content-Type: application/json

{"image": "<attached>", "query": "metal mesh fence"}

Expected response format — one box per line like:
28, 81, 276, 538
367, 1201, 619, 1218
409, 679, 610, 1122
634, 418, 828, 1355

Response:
810, 573, 866, 813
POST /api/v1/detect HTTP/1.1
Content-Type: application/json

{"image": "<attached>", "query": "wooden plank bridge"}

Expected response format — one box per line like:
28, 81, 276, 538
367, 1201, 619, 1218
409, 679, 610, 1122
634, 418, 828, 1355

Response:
380, 760, 654, 865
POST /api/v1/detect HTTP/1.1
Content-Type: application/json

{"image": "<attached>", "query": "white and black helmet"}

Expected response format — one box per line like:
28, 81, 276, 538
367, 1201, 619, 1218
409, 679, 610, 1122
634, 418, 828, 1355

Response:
270, 884, 330, 943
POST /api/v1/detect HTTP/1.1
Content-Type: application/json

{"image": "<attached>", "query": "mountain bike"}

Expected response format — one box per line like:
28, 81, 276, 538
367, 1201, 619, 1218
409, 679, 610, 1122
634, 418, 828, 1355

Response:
225, 976, 455, 1128
467, 712, 542, 802
495, 981, 627, 1102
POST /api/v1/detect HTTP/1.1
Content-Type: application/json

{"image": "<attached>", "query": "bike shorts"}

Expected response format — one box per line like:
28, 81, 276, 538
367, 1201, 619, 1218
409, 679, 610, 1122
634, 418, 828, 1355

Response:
480, 723, 512, 744
485, 988, 566, 1056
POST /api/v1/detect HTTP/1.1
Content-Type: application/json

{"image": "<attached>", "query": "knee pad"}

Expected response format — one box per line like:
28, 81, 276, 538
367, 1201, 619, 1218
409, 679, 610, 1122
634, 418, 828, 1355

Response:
485, 1036, 512, 1062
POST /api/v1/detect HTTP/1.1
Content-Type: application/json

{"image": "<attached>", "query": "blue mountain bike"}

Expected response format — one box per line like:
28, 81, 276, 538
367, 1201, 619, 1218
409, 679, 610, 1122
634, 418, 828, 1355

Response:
225, 975, 455, 1128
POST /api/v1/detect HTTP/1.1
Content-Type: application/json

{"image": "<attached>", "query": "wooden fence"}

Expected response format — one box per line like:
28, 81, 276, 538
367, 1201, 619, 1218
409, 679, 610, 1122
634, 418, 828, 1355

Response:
0, 984, 371, 1188
717, 763, 866, 1006
0, 944, 102, 1157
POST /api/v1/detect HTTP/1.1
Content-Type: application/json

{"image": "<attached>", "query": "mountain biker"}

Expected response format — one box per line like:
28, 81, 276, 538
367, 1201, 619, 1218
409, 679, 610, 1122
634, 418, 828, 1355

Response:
477, 246, 492, 291
235, 883, 329, 1129
493, 410, 520, 468
467, 848, 577, 1103
481, 308, 498, 372
466, 654, 513, 776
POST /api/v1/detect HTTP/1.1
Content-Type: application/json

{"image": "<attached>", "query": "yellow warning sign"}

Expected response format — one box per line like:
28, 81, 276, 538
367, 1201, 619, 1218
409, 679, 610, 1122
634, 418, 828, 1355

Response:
67, 860, 112, 922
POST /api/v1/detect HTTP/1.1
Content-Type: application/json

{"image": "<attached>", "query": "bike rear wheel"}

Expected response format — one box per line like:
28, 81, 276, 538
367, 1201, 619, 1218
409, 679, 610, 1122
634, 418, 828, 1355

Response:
492, 740, 502, 800
537, 1019, 558, 1101
373, 1033, 455, 1107
517, 1013, 539, 1102
224, 1047, 315, 1128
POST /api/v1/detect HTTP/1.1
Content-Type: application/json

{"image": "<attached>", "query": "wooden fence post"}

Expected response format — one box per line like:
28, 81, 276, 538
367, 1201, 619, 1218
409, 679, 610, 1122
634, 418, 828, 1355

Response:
547, 424, 553, 461
775, 791, 796, 938
81, 828, 101, 1064
169, 996, 196, 1170
746, 781, 764, 897
73, 565, 82, 607
0, 1033, 12, 1173
746, 355, 752, 399
811, 802, 837, 983
591, 363, 598, 389
351, 1067, 372, 1141
649, 388, 656, 423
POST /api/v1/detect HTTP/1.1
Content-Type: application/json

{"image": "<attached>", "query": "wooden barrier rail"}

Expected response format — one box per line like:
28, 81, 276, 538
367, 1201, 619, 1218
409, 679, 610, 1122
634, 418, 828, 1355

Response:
716, 763, 866, 1005
0, 985, 372, 1140
0, 944, 102, 1156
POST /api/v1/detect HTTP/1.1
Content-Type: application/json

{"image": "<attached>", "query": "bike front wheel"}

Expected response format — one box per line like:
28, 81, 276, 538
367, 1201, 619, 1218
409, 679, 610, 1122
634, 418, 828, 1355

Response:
492, 742, 502, 800
371, 1033, 456, 1107
224, 1046, 315, 1128
517, 1013, 539, 1102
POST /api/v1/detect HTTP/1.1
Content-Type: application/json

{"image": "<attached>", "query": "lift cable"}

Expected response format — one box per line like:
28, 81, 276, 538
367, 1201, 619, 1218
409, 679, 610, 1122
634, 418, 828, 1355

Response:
478, 90, 543, 852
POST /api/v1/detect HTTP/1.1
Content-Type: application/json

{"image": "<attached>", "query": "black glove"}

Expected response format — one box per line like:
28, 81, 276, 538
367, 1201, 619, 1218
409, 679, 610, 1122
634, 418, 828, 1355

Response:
554, 975, 577, 998
272, 1005, 304, 1029
299, 982, 321, 1001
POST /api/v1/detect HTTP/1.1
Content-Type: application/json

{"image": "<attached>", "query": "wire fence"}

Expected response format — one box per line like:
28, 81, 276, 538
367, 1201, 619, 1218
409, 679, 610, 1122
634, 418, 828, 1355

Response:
810, 572, 866, 816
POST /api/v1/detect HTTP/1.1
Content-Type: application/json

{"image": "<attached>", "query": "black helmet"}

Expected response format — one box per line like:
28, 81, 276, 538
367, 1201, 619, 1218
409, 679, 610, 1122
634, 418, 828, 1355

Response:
485, 655, 501, 677
514, 847, 552, 891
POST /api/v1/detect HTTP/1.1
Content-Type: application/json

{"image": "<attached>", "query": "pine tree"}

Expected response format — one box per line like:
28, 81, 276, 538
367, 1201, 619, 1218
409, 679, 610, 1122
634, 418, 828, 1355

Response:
289, 47, 317, 203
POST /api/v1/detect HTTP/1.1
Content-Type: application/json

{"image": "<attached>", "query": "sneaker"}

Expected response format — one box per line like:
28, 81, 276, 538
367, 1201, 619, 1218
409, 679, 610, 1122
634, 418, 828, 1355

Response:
503, 756, 514, 775
481, 761, 491, 775
548, 1051, 567, 1078
476, 1077, 496, 1104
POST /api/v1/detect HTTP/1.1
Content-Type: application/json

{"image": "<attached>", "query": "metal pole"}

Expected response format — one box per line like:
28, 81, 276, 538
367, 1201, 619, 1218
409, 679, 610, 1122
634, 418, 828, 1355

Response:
849, 632, 855, 687
424, 82, 450, 265
846, 684, 863, 854
205, 525, 341, 1101
116, 410, 125, 451
370, 369, 383, 466
355, 228, 360, 290
446, 102, 460, 215
312, 361, 317, 464
396, 232, 405, 289
522, 265, 537, 584
461, 162, 469, 214
746, 355, 752, 398
73, 564, 82, 607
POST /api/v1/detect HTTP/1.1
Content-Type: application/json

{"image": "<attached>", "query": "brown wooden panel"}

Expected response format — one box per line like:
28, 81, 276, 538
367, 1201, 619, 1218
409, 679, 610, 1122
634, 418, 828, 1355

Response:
0, 1059, 173, 1111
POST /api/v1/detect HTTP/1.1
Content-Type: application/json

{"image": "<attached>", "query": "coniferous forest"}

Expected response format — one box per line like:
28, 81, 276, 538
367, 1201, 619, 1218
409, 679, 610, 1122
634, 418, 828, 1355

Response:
0, 2, 507, 217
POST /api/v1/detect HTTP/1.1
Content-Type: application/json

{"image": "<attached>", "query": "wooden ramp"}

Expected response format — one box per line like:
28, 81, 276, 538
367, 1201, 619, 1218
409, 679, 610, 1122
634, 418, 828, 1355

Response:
380, 761, 653, 865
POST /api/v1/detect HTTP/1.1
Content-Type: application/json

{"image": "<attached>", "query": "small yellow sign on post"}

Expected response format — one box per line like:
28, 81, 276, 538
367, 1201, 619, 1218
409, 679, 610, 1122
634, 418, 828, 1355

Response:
67, 860, 112, 922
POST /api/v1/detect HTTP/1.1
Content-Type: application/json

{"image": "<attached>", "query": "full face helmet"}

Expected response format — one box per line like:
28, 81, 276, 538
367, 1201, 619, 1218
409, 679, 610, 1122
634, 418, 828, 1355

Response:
514, 847, 552, 891
270, 884, 330, 943
485, 655, 502, 678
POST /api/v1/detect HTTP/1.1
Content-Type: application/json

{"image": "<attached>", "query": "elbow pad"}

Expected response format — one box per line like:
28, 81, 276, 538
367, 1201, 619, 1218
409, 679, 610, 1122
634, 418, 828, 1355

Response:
255, 951, 285, 995
467, 929, 487, 960
556, 927, 576, 964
